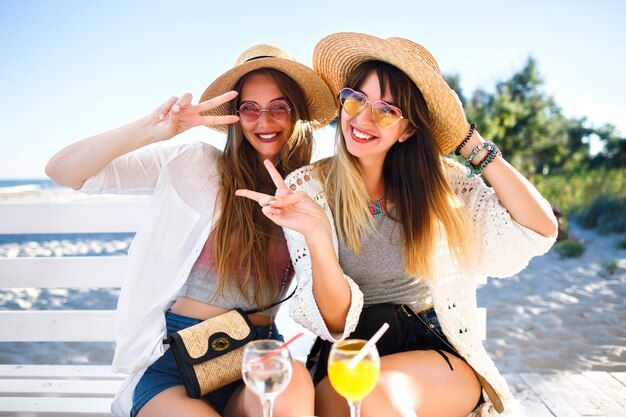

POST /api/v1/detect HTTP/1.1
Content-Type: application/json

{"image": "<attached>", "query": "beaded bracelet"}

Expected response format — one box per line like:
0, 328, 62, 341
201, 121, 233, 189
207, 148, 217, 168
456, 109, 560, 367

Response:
463, 141, 491, 168
467, 142, 500, 178
455, 124, 476, 155
477, 144, 501, 167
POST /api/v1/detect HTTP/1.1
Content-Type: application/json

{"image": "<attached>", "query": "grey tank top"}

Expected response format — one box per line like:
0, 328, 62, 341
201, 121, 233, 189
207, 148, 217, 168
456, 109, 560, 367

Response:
338, 210, 432, 311
183, 230, 292, 317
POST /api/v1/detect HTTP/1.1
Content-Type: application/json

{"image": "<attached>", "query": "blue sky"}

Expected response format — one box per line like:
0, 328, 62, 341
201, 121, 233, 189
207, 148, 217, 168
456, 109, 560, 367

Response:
1, 0, 624, 179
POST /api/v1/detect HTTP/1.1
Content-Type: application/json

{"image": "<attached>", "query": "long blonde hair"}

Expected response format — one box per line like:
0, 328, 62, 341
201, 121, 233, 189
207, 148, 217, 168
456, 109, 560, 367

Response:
213, 68, 313, 308
320, 61, 471, 280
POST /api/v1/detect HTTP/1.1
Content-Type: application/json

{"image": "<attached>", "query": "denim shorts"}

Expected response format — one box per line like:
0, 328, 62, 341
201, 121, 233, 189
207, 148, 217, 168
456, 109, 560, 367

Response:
131, 310, 283, 417
306, 304, 461, 385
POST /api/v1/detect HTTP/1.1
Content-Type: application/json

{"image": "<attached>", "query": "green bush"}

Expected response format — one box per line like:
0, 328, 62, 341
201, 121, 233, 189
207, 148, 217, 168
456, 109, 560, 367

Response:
554, 238, 586, 258
617, 239, 626, 249
535, 168, 624, 209
533, 167, 626, 235
604, 262, 618, 275
573, 195, 626, 234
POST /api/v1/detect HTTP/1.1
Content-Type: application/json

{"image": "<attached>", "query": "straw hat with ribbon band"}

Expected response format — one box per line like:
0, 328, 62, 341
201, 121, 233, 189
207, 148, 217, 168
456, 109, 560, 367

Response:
313, 32, 467, 155
199, 44, 337, 133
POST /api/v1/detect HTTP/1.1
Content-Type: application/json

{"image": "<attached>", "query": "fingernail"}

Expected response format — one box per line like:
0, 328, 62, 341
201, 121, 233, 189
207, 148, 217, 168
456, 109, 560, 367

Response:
172, 104, 180, 113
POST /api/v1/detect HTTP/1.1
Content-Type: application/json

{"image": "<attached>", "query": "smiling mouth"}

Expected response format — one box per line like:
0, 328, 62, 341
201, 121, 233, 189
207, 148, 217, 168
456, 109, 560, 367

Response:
256, 132, 280, 142
351, 126, 378, 143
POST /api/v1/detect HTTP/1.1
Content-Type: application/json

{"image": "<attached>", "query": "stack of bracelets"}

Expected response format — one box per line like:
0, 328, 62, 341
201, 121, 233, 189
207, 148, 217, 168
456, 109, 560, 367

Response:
455, 124, 502, 178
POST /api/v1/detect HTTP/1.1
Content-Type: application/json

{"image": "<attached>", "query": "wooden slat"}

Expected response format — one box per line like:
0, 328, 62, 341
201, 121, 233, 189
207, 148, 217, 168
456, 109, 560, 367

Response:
0, 201, 148, 234
0, 256, 126, 288
0, 379, 121, 397
477, 307, 486, 340
538, 372, 606, 416
609, 372, 626, 387
0, 365, 124, 380
502, 373, 553, 417
568, 373, 624, 417
0, 397, 113, 416
0, 311, 115, 342
583, 371, 626, 408
519, 373, 580, 417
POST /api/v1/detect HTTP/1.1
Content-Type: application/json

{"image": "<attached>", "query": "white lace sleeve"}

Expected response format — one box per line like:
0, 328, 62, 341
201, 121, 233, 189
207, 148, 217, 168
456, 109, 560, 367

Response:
284, 166, 364, 342
446, 159, 556, 278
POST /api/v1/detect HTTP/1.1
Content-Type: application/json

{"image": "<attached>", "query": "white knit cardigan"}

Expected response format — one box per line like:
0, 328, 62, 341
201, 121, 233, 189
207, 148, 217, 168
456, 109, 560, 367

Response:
283, 159, 556, 417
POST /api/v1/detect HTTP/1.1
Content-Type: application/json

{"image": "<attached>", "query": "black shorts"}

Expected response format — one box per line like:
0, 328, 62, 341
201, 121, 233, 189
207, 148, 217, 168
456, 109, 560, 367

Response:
306, 304, 462, 385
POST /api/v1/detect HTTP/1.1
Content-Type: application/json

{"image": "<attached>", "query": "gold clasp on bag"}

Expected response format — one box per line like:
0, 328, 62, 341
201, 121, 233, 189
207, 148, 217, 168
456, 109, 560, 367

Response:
211, 337, 231, 352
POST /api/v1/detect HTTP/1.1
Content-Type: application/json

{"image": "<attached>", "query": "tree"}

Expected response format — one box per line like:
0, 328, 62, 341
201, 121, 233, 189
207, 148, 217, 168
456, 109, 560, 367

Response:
590, 124, 626, 168
462, 57, 590, 176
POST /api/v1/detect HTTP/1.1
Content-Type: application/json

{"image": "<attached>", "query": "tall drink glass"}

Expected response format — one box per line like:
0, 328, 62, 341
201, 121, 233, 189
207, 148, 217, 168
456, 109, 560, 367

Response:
327, 339, 380, 417
242, 339, 293, 417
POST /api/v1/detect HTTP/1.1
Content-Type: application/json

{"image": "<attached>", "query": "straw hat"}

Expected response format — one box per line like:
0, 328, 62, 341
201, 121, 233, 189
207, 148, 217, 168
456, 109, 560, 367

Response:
200, 44, 337, 133
313, 32, 467, 155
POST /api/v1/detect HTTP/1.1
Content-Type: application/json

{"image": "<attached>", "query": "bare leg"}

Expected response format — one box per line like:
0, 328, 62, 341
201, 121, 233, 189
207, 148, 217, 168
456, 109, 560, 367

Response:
316, 350, 481, 417
225, 360, 315, 417
315, 378, 349, 417
136, 385, 220, 417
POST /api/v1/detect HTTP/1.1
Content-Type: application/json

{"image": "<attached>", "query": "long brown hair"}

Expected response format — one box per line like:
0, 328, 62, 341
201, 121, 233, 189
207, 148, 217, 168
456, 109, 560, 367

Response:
213, 68, 313, 308
322, 61, 471, 280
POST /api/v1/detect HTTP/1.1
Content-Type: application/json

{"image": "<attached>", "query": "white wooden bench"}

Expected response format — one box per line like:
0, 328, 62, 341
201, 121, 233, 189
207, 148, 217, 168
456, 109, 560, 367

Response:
0, 197, 486, 416
0, 197, 319, 416
0, 200, 147, 416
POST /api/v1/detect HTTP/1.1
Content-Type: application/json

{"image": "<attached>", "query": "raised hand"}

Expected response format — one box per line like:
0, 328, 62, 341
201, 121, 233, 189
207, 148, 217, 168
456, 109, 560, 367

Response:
236, 160, 329, 236
151, 91, 240, 142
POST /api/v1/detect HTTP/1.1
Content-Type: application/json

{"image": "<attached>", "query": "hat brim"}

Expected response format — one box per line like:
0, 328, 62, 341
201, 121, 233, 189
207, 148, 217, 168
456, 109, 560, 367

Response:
199, 58, 337, 133
313, 32, 466, 155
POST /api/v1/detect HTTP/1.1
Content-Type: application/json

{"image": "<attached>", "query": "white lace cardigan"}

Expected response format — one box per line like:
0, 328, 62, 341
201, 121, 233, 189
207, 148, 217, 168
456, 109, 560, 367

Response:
283, 159, 556, 417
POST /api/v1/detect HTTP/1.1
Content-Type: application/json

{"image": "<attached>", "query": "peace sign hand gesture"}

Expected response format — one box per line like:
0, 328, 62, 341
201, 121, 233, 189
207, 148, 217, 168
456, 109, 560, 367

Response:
236, 160, 330, 237
150, 91, 240, 142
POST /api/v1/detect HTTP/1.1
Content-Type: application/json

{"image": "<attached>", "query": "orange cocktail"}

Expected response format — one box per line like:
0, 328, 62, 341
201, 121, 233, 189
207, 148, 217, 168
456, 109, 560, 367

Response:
327, 339, 380, 417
